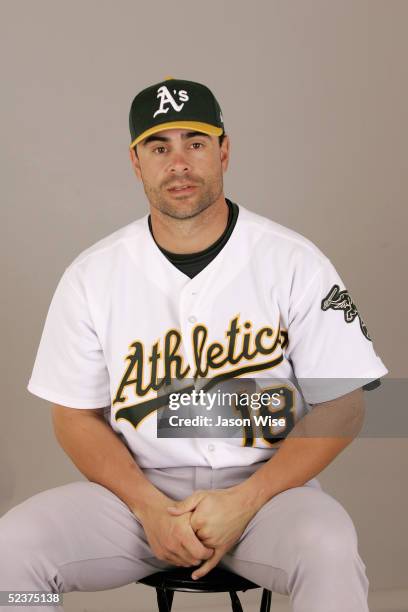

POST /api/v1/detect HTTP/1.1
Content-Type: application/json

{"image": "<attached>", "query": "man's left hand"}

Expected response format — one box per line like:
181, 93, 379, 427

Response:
167, 487, 258, 579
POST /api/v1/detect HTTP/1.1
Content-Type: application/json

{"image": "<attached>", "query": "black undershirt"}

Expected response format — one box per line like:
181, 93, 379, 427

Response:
148, 197, 239, 279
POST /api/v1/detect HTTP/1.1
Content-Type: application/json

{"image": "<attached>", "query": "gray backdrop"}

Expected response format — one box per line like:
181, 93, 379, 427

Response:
2, 1, 407, 610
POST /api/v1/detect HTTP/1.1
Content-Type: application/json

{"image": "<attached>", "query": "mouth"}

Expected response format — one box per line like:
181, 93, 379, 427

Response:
167, 185, 197, 195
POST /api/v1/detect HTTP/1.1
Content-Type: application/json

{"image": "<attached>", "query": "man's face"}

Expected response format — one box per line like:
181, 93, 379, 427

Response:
129, 128, 230, 220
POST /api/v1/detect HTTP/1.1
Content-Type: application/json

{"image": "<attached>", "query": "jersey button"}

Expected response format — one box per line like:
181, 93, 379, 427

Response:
188, 315, 197, 323
207, 444, 215, 452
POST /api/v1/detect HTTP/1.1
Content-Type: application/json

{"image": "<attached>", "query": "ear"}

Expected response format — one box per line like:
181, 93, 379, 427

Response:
129, 146, 142, 181
220, 134, 230, 173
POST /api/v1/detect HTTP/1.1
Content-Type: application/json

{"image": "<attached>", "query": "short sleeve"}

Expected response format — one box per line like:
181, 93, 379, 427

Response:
27, 267, 111, 408
285, 257, 389, 404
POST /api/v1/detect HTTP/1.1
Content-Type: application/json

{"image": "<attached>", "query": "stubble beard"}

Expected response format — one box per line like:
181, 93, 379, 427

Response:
144, 173, 224, 220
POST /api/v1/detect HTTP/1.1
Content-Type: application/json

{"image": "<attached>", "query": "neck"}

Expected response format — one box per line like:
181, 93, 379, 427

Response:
149, 195, 229, 254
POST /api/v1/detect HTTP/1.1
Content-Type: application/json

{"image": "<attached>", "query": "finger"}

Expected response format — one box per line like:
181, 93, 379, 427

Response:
186, 524, 215, 559
194, 530, 216, 549
164, 552, 193, 567
190, 521, 218, 547
164, 546, 203, 567
184, 535, 215, 563
177, 548, 210, 567
167, 506, 190, 515
167, 491, 205, 515
191, 548, 225, 580
180, 544, 207, 567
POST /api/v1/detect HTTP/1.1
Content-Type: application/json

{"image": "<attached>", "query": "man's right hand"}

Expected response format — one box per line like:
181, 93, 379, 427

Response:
138, 495, 215, 567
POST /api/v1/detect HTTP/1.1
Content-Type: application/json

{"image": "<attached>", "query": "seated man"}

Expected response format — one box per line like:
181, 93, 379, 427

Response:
0, 77, 388, 612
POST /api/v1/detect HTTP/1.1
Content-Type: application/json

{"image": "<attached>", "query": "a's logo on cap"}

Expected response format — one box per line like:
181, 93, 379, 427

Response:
153, 85, 189, 118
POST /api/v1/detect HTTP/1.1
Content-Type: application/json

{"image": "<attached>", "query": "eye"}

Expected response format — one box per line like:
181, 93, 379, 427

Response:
151, 142, 205, 154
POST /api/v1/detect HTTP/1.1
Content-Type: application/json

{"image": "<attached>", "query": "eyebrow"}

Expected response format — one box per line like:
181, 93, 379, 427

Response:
141, 131, 211, 147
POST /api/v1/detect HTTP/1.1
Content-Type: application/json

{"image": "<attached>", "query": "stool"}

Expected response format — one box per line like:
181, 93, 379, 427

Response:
138, 566, 272, 612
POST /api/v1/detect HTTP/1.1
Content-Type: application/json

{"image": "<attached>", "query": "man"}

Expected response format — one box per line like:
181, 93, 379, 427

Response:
0, 77, 388, 611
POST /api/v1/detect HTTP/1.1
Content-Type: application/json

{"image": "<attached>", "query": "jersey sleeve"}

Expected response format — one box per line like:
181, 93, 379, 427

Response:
27, 267, 111, 409
284, 256, 389, 404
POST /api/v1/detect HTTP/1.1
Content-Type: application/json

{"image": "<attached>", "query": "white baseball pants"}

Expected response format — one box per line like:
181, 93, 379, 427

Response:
0, 462, 370, 611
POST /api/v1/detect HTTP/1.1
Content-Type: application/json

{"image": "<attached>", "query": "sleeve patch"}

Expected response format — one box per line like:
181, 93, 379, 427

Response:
321, 284, 372, 342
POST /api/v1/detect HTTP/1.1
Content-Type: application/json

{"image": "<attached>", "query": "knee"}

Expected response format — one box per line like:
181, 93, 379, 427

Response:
0, 530, 31, 575
0, 500, 55, 565
0, 526, 31, 587
292, 494, 359, 560
0, 508, 60, 592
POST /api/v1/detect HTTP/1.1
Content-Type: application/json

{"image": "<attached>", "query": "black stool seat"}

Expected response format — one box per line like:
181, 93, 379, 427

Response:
139, 566, 260, 592
138, 566, 273, 611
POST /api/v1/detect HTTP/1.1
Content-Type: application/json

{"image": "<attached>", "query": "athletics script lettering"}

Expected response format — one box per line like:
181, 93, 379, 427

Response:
112, 315, 295, 444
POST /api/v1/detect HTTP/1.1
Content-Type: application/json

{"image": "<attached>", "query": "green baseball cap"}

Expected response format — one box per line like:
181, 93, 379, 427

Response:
129, 76, 225, 150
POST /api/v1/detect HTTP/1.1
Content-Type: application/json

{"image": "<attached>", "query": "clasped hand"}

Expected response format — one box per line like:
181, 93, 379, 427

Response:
166, 486, 256, 580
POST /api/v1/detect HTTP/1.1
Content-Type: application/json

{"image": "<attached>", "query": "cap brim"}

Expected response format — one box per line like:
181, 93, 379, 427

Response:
129, 121, 223, 150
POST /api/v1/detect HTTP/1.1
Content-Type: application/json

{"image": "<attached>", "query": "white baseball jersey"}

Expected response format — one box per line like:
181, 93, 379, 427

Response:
27, 204, 388, 469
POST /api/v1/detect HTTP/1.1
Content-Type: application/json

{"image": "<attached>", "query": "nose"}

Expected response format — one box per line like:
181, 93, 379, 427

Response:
167, 150, 191, 173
